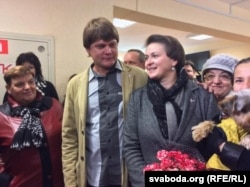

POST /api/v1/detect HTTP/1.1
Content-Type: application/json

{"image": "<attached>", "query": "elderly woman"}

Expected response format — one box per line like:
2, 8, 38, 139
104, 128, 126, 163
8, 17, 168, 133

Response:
123, 34, 221, 187
201, 54, 238, 103
0, 66, 64, 187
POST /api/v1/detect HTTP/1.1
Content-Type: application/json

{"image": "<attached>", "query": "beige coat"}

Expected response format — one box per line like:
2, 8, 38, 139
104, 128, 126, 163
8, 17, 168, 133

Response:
62, 61, 147, 187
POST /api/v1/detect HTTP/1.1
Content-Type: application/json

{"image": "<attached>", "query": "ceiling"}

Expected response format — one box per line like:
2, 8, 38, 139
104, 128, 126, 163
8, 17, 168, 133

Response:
116, 0, 250, 54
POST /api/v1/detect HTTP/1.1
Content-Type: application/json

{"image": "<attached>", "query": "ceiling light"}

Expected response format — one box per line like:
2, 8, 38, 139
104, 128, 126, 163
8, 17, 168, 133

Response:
187, 34, 213, 40
113, 18, 136, 28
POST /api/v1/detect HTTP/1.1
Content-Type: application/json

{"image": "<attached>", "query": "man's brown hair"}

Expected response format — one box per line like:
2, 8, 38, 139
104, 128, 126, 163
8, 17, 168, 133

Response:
83, 17, 119, 49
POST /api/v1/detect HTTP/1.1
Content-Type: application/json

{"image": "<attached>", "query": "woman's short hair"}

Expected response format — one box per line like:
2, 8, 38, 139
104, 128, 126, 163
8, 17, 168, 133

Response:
4, 65, 34, 85
145, 34, 185, 74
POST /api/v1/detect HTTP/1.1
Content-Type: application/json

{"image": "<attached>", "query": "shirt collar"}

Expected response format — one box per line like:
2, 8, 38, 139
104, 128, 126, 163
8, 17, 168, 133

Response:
88, 60, 122, 81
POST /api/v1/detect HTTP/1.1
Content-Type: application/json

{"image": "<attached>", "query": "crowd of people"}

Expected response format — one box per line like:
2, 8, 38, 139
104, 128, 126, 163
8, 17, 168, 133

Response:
0, 16, 249, 187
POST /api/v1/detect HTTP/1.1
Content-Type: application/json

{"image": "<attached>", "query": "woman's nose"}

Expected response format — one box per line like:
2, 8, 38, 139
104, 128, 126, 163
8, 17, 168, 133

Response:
212, 76, 222, 83
24, 83, 30, 89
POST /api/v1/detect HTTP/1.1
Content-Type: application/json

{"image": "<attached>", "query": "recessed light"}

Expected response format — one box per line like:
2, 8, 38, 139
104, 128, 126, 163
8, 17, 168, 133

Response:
113, 18, 136, 28
187, 34, 213, 40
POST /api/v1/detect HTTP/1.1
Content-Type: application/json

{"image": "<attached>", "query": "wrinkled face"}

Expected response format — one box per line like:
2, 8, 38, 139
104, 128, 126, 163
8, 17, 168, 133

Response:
203, 69, 232, 101
6, 74, 37, 106
145, 43, 177, 81
124, 51, 145, 69
87, 39, 118, 72
184, 64, 195, 79
233, 63, 250, 91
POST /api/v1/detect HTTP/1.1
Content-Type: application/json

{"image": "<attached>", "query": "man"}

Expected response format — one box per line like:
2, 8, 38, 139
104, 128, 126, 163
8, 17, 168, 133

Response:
62, 17, 147, 187
123, 49, 145, 69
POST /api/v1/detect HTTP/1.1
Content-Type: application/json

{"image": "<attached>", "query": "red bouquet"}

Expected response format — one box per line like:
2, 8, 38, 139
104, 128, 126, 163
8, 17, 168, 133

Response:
143, 150, 205, 171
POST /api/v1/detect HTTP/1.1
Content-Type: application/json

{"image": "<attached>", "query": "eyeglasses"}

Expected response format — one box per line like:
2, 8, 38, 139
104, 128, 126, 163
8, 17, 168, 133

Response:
204, 73, 231, 82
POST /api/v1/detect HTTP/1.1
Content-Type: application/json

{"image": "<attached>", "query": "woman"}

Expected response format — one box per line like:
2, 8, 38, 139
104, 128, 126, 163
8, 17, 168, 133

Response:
198, 57, 250, 170
123, 34, 221, 187
2, 52, 59, 103
0, 66, 64, 187
200, 54, 238, 103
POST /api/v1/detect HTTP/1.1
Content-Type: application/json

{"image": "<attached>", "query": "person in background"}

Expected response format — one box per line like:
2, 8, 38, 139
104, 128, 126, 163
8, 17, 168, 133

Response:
2, 52, 59, 103
201, 54, 238, 103
123, 49, 145, 69
123, 34, 221, 187
184, 60, 201, 82
0, 65, 64, 187
195, 57, 250, 170
62, 17, 147, 187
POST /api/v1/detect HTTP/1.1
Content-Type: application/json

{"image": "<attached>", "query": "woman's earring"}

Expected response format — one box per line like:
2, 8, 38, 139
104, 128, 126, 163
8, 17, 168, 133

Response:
171, 66, 175, 71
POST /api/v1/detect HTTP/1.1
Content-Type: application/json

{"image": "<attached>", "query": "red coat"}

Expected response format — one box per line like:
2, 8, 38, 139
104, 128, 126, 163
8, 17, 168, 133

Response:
0, 96, 64, 187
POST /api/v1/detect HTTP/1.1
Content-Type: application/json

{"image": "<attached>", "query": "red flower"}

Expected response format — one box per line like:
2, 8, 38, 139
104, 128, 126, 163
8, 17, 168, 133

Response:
143, 150, 205, 171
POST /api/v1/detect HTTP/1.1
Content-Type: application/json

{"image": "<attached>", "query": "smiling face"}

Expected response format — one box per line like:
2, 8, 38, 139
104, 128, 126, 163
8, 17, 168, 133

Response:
6, 68, 37, 106
145, 42, 177, 86
87, 39, 118, 75
203, 69, 233, 101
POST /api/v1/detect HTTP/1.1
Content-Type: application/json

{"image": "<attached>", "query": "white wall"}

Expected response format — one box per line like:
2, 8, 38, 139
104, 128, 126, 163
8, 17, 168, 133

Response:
0, 0, 114, 101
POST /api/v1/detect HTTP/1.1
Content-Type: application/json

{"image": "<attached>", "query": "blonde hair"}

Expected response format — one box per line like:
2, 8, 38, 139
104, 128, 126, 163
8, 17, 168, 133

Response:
4, 65, 34, 85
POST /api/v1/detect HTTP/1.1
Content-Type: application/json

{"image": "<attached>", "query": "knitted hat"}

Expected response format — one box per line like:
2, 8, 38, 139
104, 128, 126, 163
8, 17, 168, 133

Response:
202, 54, 238, 78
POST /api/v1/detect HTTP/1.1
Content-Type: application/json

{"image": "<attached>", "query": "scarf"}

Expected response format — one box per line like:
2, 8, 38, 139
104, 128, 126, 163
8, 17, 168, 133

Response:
36, 78, 47, 96
10, 100, 45, 150
147, 68, 189, 139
